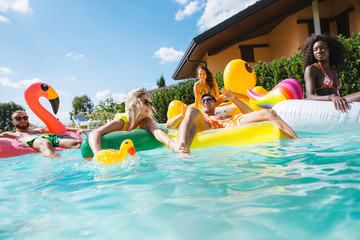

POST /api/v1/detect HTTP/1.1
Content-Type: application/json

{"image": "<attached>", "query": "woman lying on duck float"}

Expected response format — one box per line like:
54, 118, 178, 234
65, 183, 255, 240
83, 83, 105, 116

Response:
168, 88, 298, 157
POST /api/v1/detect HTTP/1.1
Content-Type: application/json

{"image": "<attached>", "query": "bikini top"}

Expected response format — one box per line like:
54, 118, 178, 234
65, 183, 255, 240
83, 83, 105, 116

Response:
198, 79, 218, 96
115, 113, 140, 130
318, 63, 342, 90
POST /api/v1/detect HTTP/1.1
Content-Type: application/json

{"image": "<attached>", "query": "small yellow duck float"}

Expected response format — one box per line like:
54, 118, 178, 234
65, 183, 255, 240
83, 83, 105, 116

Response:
93, 139, 136, 164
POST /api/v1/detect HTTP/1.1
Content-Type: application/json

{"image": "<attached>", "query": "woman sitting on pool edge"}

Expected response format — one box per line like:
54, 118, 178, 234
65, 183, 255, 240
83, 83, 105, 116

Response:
194, 66, 225, 109
88, 88, 189, 156
303, 34, 360, 112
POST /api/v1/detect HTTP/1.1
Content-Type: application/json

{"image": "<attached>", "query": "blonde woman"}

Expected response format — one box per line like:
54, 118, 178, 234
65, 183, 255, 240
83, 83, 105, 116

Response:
89, 88, 189, 155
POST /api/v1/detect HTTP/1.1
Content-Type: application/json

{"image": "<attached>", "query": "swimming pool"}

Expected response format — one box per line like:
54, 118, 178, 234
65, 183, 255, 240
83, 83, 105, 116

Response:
1, 131, 359, 239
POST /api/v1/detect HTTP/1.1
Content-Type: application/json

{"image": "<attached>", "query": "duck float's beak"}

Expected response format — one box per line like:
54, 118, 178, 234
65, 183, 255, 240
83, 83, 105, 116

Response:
41, 83, 60, 114
120, 139, 136, 157
127, 146, 136, 157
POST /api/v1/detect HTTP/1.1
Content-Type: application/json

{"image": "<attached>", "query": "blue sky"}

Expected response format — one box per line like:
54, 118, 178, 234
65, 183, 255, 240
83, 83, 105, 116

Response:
0, 0, 257, 126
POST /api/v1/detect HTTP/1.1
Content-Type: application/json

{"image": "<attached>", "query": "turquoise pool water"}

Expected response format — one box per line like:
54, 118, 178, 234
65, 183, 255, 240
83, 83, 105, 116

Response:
1, 132, 360, 239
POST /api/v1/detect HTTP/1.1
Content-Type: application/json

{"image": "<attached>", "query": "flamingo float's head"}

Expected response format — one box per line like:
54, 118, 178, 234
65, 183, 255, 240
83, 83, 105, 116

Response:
24, 82, 60, 114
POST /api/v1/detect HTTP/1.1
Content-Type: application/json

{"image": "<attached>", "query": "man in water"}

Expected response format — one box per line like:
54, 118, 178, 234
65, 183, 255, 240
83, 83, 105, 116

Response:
0, 110, 87, 158
171, 88, 298, 157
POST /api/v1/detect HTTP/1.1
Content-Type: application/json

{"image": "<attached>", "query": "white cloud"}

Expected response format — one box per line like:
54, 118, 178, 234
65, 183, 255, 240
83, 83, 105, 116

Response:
65, 52, 86, 59
154, 47, 184, 64
96, 90, 111, 100
10, 0, 32, 13
19, 78, 42, 87
112, 93, 127, 102
175, 0, 188, 4
0, 77, 41, 88
0, 15, 9, 22
0, 77, 20, 88
0, 0, 10, 12
197, 0, 258, 32
175, 1, 203, 21
0, 67, 12, 75
175, 0, 258, 32
96, 90, 127, 102
0, 0, 32, 14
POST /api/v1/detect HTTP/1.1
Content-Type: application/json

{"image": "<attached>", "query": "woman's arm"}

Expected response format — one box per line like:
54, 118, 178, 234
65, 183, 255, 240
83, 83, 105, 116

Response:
88, 118, 125, 154
144, 118, 190, 153
194, 82, 202, 109
220, 87, 253, 114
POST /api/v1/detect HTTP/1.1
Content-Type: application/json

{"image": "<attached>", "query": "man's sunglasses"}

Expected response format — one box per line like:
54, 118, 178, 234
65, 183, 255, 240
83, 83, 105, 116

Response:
14, 116, 29, 121
201, 98, 215, 104
142, 99, 153, 107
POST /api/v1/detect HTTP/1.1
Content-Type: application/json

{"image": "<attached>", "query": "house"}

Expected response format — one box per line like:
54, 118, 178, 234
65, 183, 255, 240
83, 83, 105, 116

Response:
172, 0, 360, 80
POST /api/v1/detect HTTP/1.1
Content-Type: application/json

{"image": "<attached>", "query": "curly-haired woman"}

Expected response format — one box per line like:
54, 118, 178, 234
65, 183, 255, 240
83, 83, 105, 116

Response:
303, 34, 360, 111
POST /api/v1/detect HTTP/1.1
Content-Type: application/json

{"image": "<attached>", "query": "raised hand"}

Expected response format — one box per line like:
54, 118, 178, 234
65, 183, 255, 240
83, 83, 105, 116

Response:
220, 87, 235, 101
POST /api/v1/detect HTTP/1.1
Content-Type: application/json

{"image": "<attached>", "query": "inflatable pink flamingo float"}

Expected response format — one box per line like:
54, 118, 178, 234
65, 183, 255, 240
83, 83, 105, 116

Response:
0, 82, 82, 158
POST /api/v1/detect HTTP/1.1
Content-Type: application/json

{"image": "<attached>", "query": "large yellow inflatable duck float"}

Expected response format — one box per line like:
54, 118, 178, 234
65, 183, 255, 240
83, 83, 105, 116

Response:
167, 59, 304, 119
94, 139, 136, 164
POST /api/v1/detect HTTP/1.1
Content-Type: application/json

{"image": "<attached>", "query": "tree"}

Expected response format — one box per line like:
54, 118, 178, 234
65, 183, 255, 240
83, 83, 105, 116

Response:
156, 75, 166, 88
94, 97, 124, 113
71, 95, 94, 115
0, 102, 25, 131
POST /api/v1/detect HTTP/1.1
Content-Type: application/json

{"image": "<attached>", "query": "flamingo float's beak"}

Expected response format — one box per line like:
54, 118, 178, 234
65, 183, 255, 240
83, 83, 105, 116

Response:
40, 84, 60, 114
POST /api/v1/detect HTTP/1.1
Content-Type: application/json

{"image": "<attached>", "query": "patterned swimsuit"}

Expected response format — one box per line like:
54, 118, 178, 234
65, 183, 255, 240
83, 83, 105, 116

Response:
318, 63, 342, 96
204, 114, 243, 129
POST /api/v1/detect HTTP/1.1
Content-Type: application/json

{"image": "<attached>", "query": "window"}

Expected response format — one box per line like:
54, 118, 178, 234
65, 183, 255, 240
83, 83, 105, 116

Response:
238, 44, 269, 63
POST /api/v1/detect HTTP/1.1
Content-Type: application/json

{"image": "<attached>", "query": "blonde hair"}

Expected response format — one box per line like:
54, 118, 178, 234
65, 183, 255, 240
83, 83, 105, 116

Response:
11, 110, 27, 120
125, 88, 154, 128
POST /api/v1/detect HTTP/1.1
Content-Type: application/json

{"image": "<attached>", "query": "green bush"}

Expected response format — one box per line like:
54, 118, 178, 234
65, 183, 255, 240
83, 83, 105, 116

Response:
151, 79, 195, 123
338, 32, 360, 96
253, 51, 304, 91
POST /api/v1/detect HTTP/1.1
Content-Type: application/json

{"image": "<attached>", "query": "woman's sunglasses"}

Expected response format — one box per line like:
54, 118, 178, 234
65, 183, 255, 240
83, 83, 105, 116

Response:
141, 99, 153, 107
201, 98, 215, 104
14, 116, 29, 121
